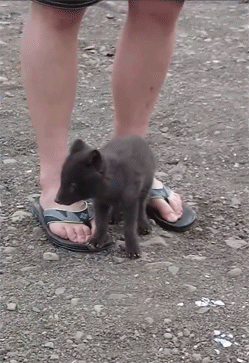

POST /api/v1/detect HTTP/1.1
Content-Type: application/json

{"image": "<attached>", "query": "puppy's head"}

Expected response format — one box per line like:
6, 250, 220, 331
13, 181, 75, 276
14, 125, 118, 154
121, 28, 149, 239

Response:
55, 139, 103, 205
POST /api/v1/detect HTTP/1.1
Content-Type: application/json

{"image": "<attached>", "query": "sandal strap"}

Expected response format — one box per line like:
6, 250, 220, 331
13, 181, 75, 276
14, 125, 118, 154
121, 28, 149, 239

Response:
149, 186, 172, 200
44, 207, 93, 226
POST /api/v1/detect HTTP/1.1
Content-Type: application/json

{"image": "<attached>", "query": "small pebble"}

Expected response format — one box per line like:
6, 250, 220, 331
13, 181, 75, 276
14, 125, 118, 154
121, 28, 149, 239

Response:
163, 318, 172, 324
71, 298, 80, 307
227, 267, 242, 277
0, 76, 8, 82
3, 158, 17, 164
193, 353, 202, 361
225, 237, 247, 249
164, 348, 171, 355
164, 333, 173, 339
145, 317, 154, 324
168, 265, 179, 275
7, 303, 17, 311
44, 342, 54, 349
10, 360, 18, 363
50, 354, 59, 360
183, 328, 191, 337
74, 331, 84, 341
3, 247, 16, 254
112, 256, 124, 263
183, 284, 197, 293
43, 252, 60, 261
202, 358, 211, 363
172, 348, 179, 354
55, 287, 65, 295
108, 293, 126, 300
11, 210, 32, 222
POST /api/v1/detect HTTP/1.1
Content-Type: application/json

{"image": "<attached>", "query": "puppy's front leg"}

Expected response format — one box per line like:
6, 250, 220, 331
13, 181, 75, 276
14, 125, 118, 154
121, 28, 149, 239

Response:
123, 199, 141, 259
88, 201, 111, 250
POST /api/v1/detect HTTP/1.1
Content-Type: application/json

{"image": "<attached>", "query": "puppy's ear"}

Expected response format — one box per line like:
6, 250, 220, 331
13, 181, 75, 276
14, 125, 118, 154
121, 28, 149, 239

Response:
70, 139, 86, 154
86, 150, 102, 171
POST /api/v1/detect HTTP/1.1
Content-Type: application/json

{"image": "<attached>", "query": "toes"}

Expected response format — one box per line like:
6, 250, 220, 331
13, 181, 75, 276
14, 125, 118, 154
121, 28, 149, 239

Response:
49, 223, 92, 243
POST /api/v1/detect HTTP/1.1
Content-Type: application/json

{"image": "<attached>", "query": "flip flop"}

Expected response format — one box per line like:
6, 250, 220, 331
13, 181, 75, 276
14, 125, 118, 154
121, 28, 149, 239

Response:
146, 186, 196, 232
31, 196, 112, 252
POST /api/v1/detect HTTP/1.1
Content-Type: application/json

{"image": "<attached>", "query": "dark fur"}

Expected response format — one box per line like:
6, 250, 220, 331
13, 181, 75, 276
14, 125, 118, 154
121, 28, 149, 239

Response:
55, 135, 155, 258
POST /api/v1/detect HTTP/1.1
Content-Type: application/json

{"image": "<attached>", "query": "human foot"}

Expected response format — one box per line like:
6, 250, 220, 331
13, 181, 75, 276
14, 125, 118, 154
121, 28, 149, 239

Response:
150, 179, 183, 222
39, 189, 94, 244
147, 179, 196, 232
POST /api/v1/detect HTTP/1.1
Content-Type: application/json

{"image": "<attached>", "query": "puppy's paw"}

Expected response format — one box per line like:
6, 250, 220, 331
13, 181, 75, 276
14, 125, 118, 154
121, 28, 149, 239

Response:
87, 235, 108, 251
126, 242, 141, 259
138, 218, 151, 235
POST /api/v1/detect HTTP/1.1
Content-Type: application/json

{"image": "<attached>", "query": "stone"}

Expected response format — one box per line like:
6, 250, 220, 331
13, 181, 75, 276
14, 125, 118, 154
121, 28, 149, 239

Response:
225, 237, 247, 249
75, 331, 84, 341
11, 211, 32, 223
227, 267, 242, 277
112, 256, 124, 263
184, 255, 206, 261
44, 342, 54, 349
145, 261, 172, 270
55, 287, 65, 295
108, 293, 126, 300
164, 348, 171, 355
3, 247, 16, 254
43, 252, 60, 261
183, 328, 191, 337
145, 317, 154, 324
142, 236, 167, 248
202, 358, 211, 363
7, 303, 17, 311
163, 318, 172, 324
3, 158, 17, 164
192, 353, 202, 361
183, 284, 197, 293
168, 265, 179, 275
0, 76, 8, 82
71, 298, 80, 307
231, 197, 241, 208
50, 354, 59, 360
164, 333, 173, 339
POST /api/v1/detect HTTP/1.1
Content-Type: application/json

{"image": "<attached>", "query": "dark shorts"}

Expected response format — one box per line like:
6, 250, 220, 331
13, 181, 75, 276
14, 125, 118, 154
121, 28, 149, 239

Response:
32, 0, 184, 10
32, 0, 102, 9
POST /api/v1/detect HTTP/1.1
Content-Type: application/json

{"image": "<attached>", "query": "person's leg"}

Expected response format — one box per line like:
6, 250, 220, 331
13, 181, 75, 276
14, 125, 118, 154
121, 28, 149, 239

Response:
21, 3, 92, 243
112, 0, 185, 223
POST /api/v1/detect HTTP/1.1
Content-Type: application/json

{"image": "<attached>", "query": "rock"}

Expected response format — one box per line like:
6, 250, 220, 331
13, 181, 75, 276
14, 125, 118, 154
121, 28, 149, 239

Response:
108, 293, 126, 300
227, 267, 242, 277
193, 353, 202, 361
6, 303, 17, 311
74, 331, 84, 341
112, 256, 124, 263
163, 318, 172, 325
142, 236, 168, 248
183, 328, 191, 337
93, 305, 104, 316
164, 333, 173, 339
0, 76, 8, 82
164, 348, 171, 355
3, 158, 17, 164
43, 252, 60, 261
44, 342, 54, 349
50, 354, 59, 360
145, 317, 154, 324
202, 358, 211, 363
184, 255, 206, 261
55, 287, 65, 295
3, 247, 16, 254
155, 171, 168, 179
33, 226, 44, 237
225, 237, 247, 249
231, 197, 241, 208
183, 284, 197, 293
11, 211, 32, 222
145, 261, 172, 270
160, 126, 169, 133
168, 265, 179, 275
197, 307, 210, 314
172, 348, 179, 354
173, 337, 180, 347
71, 298, 80, 307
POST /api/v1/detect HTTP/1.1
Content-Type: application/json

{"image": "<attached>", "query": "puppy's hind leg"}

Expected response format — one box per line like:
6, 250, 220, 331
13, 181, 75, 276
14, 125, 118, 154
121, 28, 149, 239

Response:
138, 191, 151, 235
122, 199, 141, 259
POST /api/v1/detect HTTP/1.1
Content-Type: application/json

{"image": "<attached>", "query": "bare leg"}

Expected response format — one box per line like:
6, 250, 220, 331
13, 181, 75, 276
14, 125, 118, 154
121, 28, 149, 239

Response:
20, 3, 92, 243
112, 0, 184, 222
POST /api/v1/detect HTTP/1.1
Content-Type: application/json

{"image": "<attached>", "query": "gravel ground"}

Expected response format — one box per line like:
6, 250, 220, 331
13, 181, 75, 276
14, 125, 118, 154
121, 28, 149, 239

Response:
1, 1, 249, 362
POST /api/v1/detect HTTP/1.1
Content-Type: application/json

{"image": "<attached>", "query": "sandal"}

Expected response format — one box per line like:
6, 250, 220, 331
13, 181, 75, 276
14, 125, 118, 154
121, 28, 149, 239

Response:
31, 196, 112, 252
146, 186, 196, 232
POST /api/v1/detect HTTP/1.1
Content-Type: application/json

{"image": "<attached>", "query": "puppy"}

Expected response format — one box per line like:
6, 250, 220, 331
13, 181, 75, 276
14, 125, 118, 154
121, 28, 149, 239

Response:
55, 135, 155, 258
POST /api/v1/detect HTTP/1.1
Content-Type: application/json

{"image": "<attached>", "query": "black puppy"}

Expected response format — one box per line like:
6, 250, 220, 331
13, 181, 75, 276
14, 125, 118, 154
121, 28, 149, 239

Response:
55, 135, 155, 258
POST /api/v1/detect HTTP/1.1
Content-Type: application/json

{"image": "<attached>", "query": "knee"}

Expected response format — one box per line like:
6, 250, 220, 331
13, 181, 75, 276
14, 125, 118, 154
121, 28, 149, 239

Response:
30, 2, 85, 31
128, 0, 184, 27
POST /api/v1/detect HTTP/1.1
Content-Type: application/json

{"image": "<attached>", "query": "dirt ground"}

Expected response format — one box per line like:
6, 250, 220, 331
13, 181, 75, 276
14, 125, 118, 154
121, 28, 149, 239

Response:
1, 1, 249, 362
